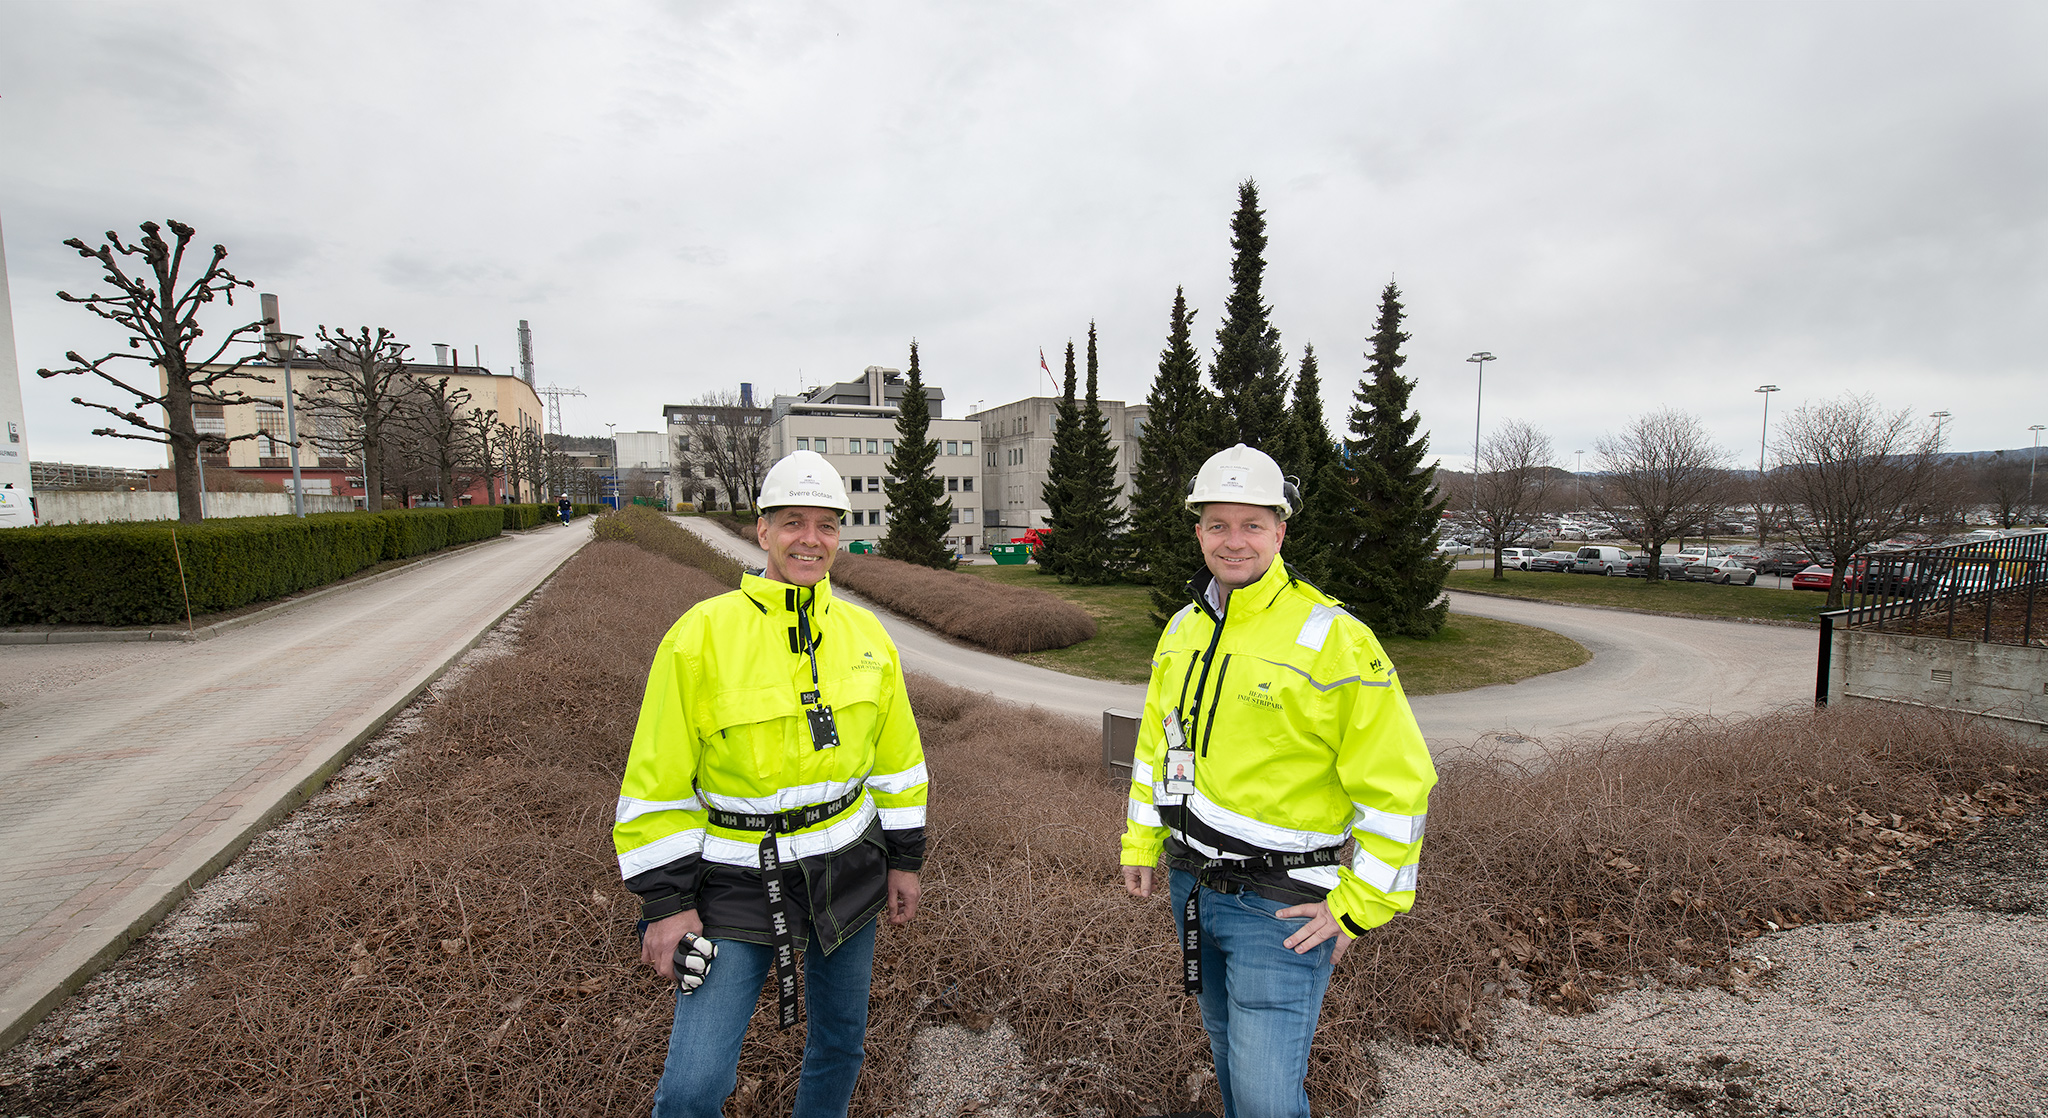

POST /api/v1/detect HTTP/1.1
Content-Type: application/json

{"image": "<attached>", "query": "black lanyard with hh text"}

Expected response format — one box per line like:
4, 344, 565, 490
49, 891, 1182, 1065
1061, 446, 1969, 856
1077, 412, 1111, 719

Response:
787, 587, 840, 751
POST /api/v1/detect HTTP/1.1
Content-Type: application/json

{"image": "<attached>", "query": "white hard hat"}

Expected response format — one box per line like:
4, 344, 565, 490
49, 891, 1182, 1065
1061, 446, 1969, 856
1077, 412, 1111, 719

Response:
1186, 443, 1297, 521
757, 450, 852, 514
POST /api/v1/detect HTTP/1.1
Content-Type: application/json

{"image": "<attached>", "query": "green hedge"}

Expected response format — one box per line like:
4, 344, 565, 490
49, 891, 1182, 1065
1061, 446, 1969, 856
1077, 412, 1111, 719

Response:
0, 507, 505, 626
501, 503, 545, 530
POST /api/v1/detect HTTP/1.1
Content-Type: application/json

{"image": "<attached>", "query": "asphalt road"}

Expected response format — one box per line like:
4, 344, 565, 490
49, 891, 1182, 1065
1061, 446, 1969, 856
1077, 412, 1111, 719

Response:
674, 521, 1817, 748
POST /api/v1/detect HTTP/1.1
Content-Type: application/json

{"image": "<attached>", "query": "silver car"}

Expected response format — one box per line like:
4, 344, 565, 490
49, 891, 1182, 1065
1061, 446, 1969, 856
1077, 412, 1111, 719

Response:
1685, 556, 1757, 585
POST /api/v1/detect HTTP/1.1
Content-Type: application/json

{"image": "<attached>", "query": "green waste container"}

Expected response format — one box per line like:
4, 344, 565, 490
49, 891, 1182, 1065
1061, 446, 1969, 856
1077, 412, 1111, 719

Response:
990, 543, 1031, 565
847, 540, 876, 555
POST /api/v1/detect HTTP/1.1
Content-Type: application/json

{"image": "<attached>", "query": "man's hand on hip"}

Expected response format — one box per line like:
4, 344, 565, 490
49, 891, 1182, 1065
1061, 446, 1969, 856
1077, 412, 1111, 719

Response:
1122, 866, 1155, 898
641, 910, 703, 980
887, 870, 921, 924
1278, 900, 1352, 963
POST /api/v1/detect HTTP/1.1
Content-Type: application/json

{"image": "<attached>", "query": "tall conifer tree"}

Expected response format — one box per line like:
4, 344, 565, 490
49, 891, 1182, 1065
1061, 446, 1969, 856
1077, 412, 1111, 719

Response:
1210, 179, 1290, 451
1133, 288, 1214, 622
1060, 321, 1128, 583
1323, 282, 1449, 637
880, 340, 956, 569
1278, 343, 1337, 585
1033, 341, 1083, 577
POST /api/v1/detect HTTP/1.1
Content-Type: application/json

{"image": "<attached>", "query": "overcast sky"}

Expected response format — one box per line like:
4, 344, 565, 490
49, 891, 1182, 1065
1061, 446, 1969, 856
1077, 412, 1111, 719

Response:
3, 1, 2044, 474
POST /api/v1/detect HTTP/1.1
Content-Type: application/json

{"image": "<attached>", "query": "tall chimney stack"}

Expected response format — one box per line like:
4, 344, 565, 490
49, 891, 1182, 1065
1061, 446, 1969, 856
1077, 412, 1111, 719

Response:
518, 320, 535, 386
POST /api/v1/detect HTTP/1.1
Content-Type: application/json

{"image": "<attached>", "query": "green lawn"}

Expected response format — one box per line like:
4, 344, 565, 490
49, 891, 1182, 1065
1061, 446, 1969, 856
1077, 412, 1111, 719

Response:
1445, 568, 1828, 625
964, 563, 1589, 694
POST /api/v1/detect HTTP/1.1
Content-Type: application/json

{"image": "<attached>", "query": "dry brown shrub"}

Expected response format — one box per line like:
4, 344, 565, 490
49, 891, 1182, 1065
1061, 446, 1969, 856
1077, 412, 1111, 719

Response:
599, 505, 744, 587
72, 537, 2045, 1118
830, 553, 1096, 654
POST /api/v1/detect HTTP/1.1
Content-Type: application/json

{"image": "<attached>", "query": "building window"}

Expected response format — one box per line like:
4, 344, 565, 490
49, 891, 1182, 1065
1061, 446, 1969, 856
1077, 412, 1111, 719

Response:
947, 477, 958, 492
676, 435, 691, 452
847, 439, 861, 455
986, 450, 995, 467
868, 477, 880, 491
796, 437, 809, 451
946, 441, 958, 455
962, 477, 973, 492
872, 509, 884, 526
866, 439, 879, 454
962, 508, 975, 524
882, 438, 895, 454
961, 440, 972, 455
850, 478, 863, 492
853, 510, 868, 526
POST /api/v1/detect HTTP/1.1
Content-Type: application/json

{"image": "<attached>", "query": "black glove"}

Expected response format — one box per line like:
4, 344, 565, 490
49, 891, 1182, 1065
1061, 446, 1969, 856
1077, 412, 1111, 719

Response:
673, 932, 717, 994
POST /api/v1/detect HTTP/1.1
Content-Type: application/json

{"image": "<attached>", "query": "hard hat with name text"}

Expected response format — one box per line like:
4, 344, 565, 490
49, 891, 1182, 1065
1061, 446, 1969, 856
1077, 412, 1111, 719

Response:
1185, 443, 1298, 520
757, 450, 853, 514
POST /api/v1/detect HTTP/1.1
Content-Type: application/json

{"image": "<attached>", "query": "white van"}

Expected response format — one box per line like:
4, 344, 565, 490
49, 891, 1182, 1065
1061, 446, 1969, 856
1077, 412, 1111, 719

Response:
0, 487, 34, 529
1571, 545, 1630, 576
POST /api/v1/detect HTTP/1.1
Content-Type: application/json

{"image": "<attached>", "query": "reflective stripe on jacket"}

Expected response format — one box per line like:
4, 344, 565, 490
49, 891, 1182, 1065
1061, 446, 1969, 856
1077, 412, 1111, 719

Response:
615, 572, 928, 952
1119, 557, 1436, 937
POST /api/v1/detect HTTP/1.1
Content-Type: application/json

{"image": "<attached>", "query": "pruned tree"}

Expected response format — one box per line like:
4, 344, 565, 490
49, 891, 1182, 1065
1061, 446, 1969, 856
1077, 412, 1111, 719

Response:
462, 411, 507, 505
674, 390, 771, 513
1473, 419, 1556, 579
1210, 178, 1290, 449
1322, 281, 1450, 637
300, 327, 416, 511
35, 219, 268, 522
396, 374, 476, 504
1768, 393, 1947, 608
881, 341, 955, 569
1593, 408, 1726, 582
1131, 287, 1215, 623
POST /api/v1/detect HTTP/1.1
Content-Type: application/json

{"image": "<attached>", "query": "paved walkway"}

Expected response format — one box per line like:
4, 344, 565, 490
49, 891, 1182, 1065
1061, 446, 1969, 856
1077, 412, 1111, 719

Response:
0, 523, 590, 1050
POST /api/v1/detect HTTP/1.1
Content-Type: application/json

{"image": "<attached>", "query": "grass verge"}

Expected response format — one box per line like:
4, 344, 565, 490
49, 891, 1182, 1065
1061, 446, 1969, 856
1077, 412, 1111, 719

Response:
45, 540, 2044, 1118
967, 564, 1589, 694
1447, 568, 1829, 625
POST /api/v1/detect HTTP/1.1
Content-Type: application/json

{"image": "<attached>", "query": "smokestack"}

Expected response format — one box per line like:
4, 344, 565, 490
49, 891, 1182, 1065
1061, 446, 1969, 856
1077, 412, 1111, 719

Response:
518, 320, 535, 386
433, 343, 449, 365
740, 382, 753, 408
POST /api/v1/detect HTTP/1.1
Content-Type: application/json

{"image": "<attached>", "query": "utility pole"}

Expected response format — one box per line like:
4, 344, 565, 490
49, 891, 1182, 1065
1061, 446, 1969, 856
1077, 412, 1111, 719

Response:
1755, 385, 1779, 551
535, 382, 586, 498
2030, 424, 2044, 521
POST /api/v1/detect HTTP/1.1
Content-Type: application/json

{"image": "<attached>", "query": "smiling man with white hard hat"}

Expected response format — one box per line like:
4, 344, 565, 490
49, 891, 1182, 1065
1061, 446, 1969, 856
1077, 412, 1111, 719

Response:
1120, 443, 1436, 1118
615, 450, 927, 1118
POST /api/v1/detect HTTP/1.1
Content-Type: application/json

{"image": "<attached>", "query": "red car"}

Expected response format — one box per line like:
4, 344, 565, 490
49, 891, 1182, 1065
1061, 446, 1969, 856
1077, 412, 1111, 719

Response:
1791, 564, 1834, 592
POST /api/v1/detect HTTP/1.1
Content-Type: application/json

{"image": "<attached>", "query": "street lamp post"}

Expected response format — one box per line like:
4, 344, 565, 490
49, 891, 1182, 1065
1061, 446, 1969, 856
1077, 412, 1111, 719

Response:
1574, 449, 1584, 514
259, 294, 307, 517
1754, 385, 1779, 551
1467, 351, 1495, 533
1929, 410, 1951, 447
2030, 424, 2045, 521
605, 421, 618, 510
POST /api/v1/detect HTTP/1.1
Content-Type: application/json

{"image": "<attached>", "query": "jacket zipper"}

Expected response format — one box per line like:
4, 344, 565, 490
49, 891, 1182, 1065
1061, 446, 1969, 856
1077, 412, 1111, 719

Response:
1183, 589, 1229, 759
1200, 654, 1230, 758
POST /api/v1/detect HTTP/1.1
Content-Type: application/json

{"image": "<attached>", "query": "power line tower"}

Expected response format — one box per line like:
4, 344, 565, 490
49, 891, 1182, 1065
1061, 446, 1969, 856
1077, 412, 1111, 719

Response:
535, 383, 585, 498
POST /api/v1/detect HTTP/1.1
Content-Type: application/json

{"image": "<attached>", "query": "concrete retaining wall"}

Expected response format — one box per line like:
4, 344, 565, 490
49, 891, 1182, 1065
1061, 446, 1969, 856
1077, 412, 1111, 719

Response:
1831, 628, 2048, 738
38, 491, 358, 525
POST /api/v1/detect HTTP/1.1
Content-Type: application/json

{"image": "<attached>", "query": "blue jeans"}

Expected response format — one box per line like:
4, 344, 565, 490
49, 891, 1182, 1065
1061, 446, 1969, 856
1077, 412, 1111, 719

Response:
650, 917, 878, 1118
1170, 867, 1336, 1118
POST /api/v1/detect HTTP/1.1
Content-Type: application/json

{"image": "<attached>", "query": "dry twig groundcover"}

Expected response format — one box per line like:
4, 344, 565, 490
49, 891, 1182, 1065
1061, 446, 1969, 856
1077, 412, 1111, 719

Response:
71, 540, 2044, 1117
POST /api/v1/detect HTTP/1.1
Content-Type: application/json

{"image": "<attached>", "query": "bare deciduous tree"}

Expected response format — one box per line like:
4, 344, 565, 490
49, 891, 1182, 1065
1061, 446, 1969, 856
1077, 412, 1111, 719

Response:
463, 411, 507, 505
35, 220, 268, 522
1593, 408, 1726, 581
1769, 394, 1946, 608
1974, 453, 2035, 529
1472, 419, 1555, 579
302, 327, 415, 511
395, 374, 475, 504
673, 391, 772, 513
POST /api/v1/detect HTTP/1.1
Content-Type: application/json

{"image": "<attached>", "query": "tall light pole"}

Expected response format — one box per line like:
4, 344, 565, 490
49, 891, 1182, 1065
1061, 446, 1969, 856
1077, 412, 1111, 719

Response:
1929, 410, 1951, 448
1467, 351, 1495, 529
1574, 449, 1584, 514
1754, 385, 1779, 551
605, 421, 618, 510
261, 294, 305, 518
2030, 424, 2045, 520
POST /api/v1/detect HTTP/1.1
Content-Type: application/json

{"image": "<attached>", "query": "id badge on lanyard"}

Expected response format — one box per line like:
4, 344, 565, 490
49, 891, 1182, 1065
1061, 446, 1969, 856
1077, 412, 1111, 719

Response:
1162, 707, 1196, 797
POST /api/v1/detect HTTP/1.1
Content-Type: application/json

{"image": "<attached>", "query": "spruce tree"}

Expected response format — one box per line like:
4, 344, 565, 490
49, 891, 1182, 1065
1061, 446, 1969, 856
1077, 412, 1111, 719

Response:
1210, 178, 1290, 451
1278, 343, 1338, 586
1033, 340, 1084, 578
1133, 287, 1215, 623
1061, 321, 1128, 584
1323, 282, 1450, 637
880, 340, 956, 569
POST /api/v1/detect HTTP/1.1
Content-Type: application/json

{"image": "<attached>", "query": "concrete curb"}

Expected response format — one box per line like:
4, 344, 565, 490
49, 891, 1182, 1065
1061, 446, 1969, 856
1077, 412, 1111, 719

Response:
0, 529, 557, 645
0, 533, 587, 1053
1444, 586, 1820, 630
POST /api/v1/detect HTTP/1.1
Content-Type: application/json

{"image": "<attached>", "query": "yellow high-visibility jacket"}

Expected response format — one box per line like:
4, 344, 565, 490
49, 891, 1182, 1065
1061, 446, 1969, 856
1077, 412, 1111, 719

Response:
1120, 558, 1436, 937
615, 572, 928, 952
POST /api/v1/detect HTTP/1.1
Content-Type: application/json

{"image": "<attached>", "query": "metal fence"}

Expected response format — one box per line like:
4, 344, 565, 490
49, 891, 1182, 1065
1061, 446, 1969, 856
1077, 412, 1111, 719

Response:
1826, 530, 2048, 647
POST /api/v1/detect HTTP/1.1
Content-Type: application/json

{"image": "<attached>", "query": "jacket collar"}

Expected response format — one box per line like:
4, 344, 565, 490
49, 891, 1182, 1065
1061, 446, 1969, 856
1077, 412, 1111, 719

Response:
1187, 555, 1294, 622
741, 571, 836, 622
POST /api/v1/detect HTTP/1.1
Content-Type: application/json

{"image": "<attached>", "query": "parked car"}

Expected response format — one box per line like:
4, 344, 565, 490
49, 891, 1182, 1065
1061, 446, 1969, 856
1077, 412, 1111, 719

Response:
1434, 539, 1474, 556
1498, 547, 1543, 570
1529, 550, 1578, 572
1627, 553, 1693, 580
1842, 557, 1930, 597
1757, 548, 1816, 576
1571, 545, 1633, 576
1925, 563, 2013, 597
1686, 556, 1759, 585
1792, 564, 1834, 592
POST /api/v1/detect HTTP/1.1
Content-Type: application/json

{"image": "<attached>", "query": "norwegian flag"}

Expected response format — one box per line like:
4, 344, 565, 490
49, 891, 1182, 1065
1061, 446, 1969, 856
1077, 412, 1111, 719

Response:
1039, 348, 1050, 373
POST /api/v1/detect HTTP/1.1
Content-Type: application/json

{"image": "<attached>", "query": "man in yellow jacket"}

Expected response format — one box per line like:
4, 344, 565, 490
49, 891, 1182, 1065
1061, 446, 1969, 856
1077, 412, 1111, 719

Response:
616, 451, 927, 1118
1121, 444, 1436, 1118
